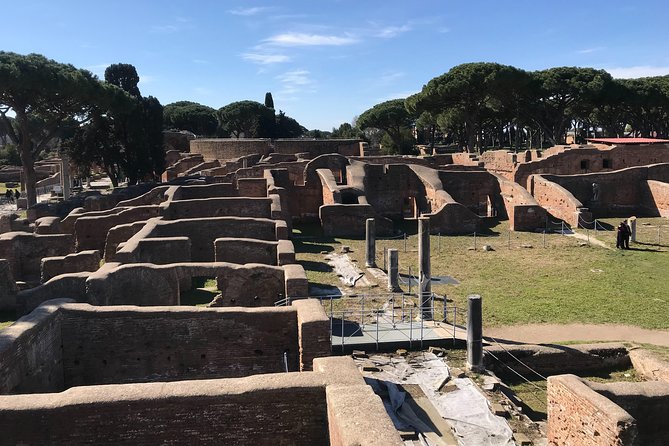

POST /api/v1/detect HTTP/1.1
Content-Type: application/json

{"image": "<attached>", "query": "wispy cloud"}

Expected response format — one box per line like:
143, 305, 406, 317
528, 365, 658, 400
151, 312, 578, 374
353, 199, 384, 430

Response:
150, 24, 180, 33
576, 46, 605, 54
378, 90, 419, 102
375, 24, 411, 38
604, 66, 669, 79
243, 53, 291, 64
85, 63, 109, 78
229, 7, 270, 16
138, 74, 156, 86
378, 71, 405, 85
264, 32, 358, 47
276, 69, 316, 95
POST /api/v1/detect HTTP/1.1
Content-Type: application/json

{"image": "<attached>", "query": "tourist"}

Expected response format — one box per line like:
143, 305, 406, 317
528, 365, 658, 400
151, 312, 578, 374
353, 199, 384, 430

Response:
4, 189, 12, 203
616, 221, 629, 249
14, 189, 20, 202
624, 221, 632, 249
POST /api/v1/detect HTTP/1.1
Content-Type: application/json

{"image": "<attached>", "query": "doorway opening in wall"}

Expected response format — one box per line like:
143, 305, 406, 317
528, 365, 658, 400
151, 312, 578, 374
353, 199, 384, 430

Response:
580, 159, 590, 170
403, 196, 418, 218
181, 277, 218, 306
603, 159, 612, 169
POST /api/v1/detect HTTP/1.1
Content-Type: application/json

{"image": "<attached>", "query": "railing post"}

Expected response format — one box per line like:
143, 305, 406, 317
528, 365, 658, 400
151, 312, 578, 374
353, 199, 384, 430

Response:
404, 232, 407, 252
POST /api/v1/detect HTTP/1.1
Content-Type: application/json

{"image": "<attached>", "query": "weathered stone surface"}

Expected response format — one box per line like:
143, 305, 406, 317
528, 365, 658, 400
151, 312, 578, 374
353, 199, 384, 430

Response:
0, 232, 74, 281
41, 250, 100, 283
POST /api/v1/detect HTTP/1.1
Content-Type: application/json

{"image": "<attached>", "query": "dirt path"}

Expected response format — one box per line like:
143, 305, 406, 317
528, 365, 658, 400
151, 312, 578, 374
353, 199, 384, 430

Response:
485, 323, 669, 347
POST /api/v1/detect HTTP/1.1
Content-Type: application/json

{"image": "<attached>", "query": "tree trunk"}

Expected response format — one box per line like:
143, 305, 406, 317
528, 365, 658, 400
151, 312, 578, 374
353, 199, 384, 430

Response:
20, 140, 37, 207
466, 122, 476, 153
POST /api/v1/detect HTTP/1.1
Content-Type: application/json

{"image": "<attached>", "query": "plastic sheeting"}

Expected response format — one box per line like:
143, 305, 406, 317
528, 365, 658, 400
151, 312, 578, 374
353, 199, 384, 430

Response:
359, 353, 514, 446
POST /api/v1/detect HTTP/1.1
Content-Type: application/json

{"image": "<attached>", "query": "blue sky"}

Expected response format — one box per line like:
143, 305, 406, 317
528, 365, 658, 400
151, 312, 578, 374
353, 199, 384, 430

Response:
4, 0, 669, 130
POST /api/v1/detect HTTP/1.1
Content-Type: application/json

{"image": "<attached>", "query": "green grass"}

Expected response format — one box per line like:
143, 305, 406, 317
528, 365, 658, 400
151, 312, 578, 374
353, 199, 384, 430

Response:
294, 217, 669, 329
0, 310, 15, 330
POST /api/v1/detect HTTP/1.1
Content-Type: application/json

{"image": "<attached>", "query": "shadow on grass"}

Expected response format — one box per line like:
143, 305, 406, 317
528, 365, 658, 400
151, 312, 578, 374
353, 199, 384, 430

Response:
181, 288, 217, 306
299, 260, 333, 272
293, 240, 338, 254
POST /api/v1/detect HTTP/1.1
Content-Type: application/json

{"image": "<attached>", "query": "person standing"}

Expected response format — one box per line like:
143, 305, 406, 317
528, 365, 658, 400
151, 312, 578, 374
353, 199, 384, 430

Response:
4, 189, 12, 203
616, 222, 628, 249
624, 221, 632, 249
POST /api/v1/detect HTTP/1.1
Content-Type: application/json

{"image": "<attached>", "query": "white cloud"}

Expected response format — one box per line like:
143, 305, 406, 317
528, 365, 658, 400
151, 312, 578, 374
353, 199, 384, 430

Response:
576, 47, 605, 54
229, 7, 269, 16
242, 53, 290, 64
375, 24, 411, 38
605, 66, 669, 79
276, 69, 316, 95
264, 32, 358, 47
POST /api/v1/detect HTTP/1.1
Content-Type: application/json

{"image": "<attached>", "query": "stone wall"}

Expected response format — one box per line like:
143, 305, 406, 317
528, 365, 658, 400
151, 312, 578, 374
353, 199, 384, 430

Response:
82, 262, 303, 307
215, 237, 280, 265
0, 356, 403, 446
547, 374, 669, 445
190, 138, 272, 160
117, 217, 281, 263
161, 197, 272, 220
644, 180, 669, 217
0, 259, 16, 311
74, 205, 162, 252
0, 300, 67, 394
191, 138, 361, 161
514, 143, 669, 189
60, 304, 300, 386
0, 232, 74, 281
103, 220, 148, 262
41, 250, 101, 283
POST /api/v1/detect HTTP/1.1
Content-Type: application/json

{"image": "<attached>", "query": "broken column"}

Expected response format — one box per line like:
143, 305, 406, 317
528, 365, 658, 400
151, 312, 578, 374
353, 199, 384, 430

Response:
466, 294, 483, 372
627, 216, 637, 243
387, 248, 399, 292
365, 218, 376, 268
418, 216, 432, 320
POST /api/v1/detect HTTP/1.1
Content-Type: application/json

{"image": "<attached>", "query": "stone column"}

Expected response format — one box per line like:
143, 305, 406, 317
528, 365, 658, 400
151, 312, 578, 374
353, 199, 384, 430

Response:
60, 152, 71, 199
418, 217, 432, 320
627, 216, 637, 243
365, 218, 376, 267
387, 248, 399, 292
466, 294, 483, 372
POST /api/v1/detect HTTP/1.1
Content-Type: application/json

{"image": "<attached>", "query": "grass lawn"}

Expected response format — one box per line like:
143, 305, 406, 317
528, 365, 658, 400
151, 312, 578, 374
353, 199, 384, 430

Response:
180, 277, 218, 306
294, 217, 669, 330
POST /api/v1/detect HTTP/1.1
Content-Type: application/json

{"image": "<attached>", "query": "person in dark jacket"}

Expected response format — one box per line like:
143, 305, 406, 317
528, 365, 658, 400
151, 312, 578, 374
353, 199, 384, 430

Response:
616, 221, 629, 249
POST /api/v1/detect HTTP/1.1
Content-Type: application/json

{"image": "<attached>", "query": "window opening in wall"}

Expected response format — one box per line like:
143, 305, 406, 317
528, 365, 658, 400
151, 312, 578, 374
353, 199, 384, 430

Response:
580, 159, 590, 170
603, 159, 612, 169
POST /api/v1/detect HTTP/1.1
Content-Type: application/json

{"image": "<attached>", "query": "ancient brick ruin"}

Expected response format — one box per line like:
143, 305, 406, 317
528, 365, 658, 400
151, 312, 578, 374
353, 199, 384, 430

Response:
1, 136, 669, 443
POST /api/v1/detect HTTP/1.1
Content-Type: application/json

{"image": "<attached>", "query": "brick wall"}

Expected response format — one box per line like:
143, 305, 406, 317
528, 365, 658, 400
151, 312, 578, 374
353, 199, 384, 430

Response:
0, 232, 74, 281
0, 300, 66, 394
547, 374, 638, 445
162, 197, 272, 220
41, 250, 101, 283
74, 206, 161, 252
0, 376, 328, 446
60, 305, 299, 387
